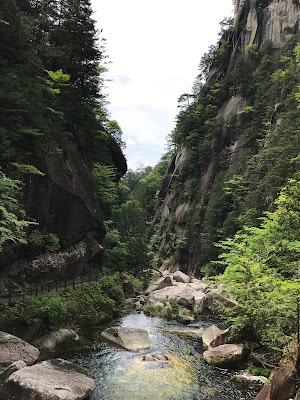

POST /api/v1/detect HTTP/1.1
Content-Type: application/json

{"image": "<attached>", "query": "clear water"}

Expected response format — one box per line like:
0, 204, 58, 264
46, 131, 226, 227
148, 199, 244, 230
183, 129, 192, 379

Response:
60, 312, 257, 400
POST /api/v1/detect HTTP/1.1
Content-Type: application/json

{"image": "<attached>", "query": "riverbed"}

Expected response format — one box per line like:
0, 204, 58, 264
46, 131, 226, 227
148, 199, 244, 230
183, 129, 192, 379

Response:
60, 312, 258, 400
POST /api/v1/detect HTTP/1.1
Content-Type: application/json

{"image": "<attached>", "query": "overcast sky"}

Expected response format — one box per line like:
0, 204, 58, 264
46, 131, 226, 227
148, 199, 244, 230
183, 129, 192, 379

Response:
91, 0, 234, 170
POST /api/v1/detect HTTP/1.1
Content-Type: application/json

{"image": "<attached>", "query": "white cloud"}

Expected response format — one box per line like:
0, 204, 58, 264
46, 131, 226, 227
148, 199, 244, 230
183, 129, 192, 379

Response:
91, 0, 234, 170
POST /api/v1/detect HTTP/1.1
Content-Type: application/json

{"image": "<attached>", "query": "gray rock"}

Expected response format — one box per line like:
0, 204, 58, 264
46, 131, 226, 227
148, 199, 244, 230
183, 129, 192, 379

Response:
2, 358, 95, 400
101, 327, 150, 352
145, 276, 173, 295
0, 332, 40, 367
34, 329, 79, 351
197, 291, 237, 317
189, 279, 209, 291
0, 360, 27, 382
146, 285, 196, 309
202, 325, 231, 349
203, 344, 246, 368
173, 271, 190, 283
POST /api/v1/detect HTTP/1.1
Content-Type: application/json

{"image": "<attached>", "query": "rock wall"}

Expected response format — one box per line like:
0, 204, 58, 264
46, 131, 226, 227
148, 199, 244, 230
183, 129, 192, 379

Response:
0, 133, 127, 293
153, 0, 300, 276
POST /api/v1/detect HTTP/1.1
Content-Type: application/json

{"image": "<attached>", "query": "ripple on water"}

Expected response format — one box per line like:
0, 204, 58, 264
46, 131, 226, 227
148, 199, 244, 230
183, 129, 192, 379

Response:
62, 312, 258, 400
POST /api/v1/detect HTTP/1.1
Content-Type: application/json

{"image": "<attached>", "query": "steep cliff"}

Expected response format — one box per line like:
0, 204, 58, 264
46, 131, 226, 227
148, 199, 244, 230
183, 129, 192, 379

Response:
152, 0, 300, 276
0, 0, 127, 294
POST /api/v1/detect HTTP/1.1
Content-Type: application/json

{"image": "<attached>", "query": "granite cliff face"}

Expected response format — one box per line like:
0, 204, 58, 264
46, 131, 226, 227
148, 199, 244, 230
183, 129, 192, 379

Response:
0, 133, 127, 294
153, 0, 300, 276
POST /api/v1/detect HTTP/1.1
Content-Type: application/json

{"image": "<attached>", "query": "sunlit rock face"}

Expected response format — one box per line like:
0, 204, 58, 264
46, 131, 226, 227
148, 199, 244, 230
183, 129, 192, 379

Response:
234, 0, 300, 50
153, 0, 300, 277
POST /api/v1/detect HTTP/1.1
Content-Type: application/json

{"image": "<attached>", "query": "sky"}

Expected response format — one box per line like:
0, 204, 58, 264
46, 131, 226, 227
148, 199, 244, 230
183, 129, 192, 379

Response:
91, 0, 234, 170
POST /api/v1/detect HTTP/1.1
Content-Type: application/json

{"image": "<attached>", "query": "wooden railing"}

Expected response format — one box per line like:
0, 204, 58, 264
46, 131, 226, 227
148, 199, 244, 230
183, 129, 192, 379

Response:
0, 271, 101, 304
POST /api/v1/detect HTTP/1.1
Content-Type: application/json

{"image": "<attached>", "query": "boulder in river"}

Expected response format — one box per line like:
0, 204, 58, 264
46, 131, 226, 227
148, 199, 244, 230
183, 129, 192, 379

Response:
34, 328, 79, 351
101, 326, 150, 352
173, 271, 190, 283
202, 325, 230, 349
203, 344, 246, 368
146, 285, 196, 309
0, 331, 40, 367
2, 358, 95, 400
145, 276, 173, 295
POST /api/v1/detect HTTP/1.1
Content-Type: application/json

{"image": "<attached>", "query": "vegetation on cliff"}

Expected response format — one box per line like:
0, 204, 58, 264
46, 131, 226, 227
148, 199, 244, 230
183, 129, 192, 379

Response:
0, 0, 125, 256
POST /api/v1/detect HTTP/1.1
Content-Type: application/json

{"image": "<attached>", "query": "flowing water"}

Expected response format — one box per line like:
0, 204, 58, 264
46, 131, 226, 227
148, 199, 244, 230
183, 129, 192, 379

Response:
61, 312, 258, 400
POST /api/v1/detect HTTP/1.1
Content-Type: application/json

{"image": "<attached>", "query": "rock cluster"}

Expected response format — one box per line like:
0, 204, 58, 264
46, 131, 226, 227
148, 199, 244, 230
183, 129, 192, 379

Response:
141, 270, 237, 321
0, 331, 96, 400
2, 359, 96, 400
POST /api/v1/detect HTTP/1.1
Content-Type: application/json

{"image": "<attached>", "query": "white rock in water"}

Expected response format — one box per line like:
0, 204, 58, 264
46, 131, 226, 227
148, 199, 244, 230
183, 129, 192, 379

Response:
101, 326, 150, 352
146, 285, 196, 309
203, 344, 246, 368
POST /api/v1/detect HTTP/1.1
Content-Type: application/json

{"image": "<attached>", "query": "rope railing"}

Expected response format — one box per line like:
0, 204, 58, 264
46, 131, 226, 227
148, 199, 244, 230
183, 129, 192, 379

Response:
0, 270, 101, 304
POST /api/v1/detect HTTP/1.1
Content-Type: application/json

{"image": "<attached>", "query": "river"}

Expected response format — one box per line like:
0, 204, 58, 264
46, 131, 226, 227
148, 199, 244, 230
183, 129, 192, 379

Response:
60, 312, 258, 400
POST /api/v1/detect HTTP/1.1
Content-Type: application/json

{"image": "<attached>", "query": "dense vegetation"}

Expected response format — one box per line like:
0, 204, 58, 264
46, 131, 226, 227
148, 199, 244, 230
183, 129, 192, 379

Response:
143, 15, 300, 354
1, 0, 300, 363
0, 0, 123, 250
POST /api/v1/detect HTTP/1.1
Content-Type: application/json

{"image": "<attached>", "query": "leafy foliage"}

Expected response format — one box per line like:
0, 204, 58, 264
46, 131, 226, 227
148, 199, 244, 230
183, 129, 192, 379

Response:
0, 172, 35, 250
216, 178, 300, 351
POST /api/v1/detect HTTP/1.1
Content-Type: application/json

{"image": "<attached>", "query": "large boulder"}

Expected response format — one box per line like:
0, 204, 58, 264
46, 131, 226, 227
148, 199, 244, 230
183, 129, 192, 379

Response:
101, 327, 150, 352
0, 332, 40, 367
173, 271, 190, 283
34, 329, 79, 351
197, 291, 237, 317
145, 276, 173, 295
2, 358, 95, 400
202, 325, 230, 349
203, 344, 246, 368
146, 285, 197, 309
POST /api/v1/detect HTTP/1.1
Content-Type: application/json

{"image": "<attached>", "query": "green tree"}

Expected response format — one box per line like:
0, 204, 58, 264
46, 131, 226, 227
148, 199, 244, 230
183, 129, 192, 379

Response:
216, 177, 300, 351
0, 172, 34, 250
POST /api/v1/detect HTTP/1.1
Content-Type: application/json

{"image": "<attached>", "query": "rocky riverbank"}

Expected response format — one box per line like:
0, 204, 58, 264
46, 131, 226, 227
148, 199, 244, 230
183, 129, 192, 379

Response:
0, 330, 95, 400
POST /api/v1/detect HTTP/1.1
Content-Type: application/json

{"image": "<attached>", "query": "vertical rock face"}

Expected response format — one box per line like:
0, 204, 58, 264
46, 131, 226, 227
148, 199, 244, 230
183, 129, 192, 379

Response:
153, 0, 300, 276
233, 0, 300, 51
0, 134, 127, 292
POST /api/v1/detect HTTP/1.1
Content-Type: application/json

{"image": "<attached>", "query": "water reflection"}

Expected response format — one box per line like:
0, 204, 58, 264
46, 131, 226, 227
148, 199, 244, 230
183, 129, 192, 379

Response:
62, 312, 256, 400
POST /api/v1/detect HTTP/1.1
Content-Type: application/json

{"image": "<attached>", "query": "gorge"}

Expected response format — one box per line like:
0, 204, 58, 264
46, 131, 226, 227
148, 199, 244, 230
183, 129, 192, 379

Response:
1, 0, 300, 399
